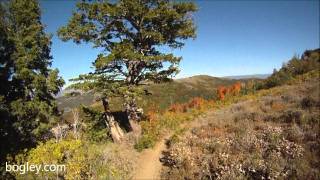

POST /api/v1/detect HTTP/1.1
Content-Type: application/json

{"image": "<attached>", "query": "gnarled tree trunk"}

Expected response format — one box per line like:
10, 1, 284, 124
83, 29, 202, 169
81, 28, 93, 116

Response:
124, 61, 144, 136
102, 97, 124, 143
124, 96, 142, 136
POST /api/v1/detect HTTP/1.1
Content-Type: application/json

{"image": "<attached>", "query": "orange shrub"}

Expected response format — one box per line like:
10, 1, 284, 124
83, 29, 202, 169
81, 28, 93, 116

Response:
217, 82, 242, 100
217, 86, 228, 100
188, 97, 205, 109
146, 110, 158, 123
168, 97, 207, 113
169, 103, 186, 113
230, 82, 241, 95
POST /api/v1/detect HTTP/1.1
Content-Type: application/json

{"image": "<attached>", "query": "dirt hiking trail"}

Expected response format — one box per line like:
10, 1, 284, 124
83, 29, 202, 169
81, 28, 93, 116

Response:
132, 110, 219, 180
132, 135, 171, 180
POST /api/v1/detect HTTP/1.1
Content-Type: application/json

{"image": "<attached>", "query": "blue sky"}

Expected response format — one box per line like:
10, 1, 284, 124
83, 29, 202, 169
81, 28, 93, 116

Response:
40, 0, 320, 86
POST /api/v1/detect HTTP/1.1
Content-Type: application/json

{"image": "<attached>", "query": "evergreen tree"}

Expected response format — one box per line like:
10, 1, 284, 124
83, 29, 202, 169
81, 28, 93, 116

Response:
69, 74, 125, 142
0, 2, 15, 165
0, 0, 64, 163
58, 0, 197, 133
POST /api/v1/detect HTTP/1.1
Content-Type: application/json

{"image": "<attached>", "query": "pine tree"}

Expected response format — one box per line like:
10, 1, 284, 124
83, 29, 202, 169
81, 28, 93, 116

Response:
0, 0, 64, 163
58, 0, 197, 133
68, 74, 125, 142
0, 2, 15, 165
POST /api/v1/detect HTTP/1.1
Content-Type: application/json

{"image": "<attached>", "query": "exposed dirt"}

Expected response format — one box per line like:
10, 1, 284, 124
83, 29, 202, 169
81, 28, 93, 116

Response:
131, 99, 263, 179
132, 135, 171, 180
132, 111, 217, 180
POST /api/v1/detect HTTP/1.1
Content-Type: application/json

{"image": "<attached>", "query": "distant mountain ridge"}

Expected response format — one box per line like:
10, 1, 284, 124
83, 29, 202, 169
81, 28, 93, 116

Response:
223, 74, 270, 80
56, 75, 245, 113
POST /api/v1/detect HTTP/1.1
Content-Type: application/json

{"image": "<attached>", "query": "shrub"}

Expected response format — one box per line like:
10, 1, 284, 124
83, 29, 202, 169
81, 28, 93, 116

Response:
262, 49, 320, 89
280, 110, 303, 124
300, 96, 317, 109
217, 82, 242, 101
168, 103, 186, 113
217, 86, 228, 100
134, 134, 157, 151
136, 96, 215, 151
283, 124, 304, 143
146, 110, 158, 123
162, 125, 305, 180
14, 140, 136, 180
230, 82, 241, 95
81, 106, 111, 142
187, 97, 205, 109
264, 69, 293, 88
14, 140, 85, 179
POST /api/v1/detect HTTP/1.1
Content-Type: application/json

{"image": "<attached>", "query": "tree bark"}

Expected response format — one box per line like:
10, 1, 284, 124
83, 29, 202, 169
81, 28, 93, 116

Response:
125, 61, 144, 136
102, 97, 124, 143
124, 96, 142, 136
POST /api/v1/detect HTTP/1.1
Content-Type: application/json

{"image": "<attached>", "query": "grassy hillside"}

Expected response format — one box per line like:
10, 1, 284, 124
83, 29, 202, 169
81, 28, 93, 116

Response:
159, 49, 320, 179
57, 75, 244, 113
223, 74, 270, 79
161, 70, 320, 179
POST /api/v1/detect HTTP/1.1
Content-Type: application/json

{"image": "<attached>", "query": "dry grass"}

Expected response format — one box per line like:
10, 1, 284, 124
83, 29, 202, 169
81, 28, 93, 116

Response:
161, 72, 320, 179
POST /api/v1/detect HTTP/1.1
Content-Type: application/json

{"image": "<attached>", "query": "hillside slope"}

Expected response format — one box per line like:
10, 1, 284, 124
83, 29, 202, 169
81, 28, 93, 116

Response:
161, 71, 320, 179
223, 74, 270, 79
56, 75, 242, 113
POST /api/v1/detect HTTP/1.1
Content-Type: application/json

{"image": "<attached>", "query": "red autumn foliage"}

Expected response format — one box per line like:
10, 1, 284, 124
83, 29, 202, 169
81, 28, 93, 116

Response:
146, 110, 157, 123
217, 82, 242, 100
147, 97, 214, 122
188, 97, 205, 109
169, 103, 187, 113
230, 82, 241, 95
146, 103, 159, 123
217, 86, 228, 100
169, 97, 207, 113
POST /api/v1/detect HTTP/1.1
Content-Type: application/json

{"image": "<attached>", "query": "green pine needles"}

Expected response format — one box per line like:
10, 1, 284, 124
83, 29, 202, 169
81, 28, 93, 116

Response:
0, 0, 64, 163
58, 0, 197, 130
58, 0, 197, 132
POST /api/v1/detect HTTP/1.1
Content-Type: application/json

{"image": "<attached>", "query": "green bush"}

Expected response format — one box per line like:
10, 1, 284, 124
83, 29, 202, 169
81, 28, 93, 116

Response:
81, 106, 112, 142
14, 140, 136, 180
134, 134, 157, 152
14, 140, 85, 179
262, 49, 320, 89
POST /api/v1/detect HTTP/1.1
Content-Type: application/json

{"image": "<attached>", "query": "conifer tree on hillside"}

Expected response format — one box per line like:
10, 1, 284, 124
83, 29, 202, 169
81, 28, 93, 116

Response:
0, 0, 64, 163
0, 2, 15, 164
68, 74, 126, 142
58, 0, 197, 134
